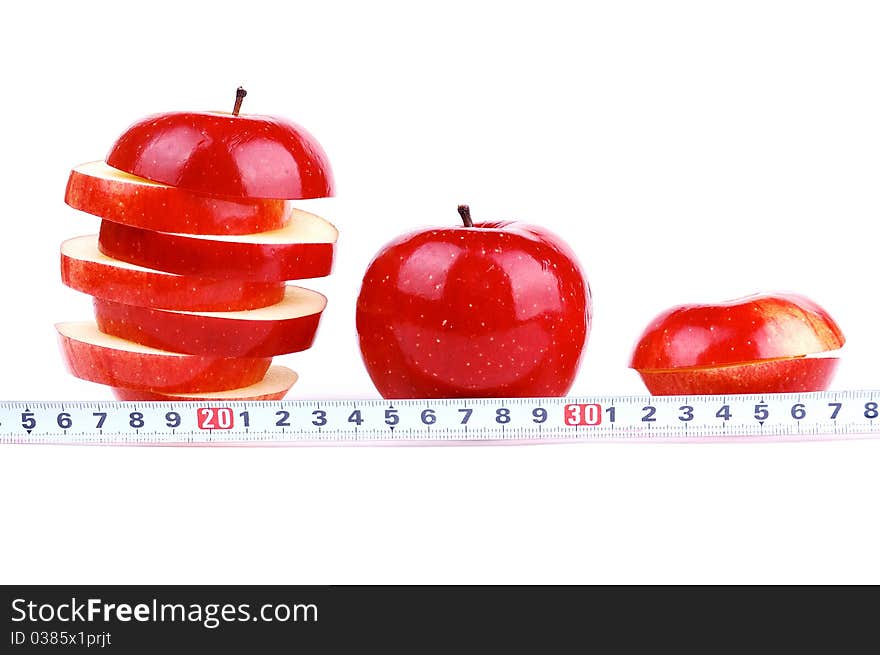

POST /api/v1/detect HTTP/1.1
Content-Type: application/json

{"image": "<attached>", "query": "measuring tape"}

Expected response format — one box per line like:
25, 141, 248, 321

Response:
1, 390, 879, 445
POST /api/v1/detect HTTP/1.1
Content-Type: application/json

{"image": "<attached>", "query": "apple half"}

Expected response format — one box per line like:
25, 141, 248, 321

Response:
94, 285, 327, 358
61, 235, 285, 311
111, 366, 298, 401
105, 110, 334, 200
57, 321, 271, 393
98, 209, 337, 281
65, 161, 290, 235
629, 293, 845, 395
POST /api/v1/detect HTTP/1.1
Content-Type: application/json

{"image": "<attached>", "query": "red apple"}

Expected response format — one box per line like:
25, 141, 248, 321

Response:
356, 205, 591, 398
629, 293, 845, 395
94, 285, 326, 357
56, 321, 271, 393
61, 235, 285, 311
65, 161, 290, 235
105, 88, 334, 199
111, 366, 298, 401
98, 209, 337, 281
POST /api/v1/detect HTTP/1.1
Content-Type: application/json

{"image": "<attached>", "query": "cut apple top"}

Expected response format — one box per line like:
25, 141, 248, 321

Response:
630, 293, 845, 370
61, 235, 286, 311
98, 209, 338, 281
105, 111, 335, 199
65, 161, 290, 235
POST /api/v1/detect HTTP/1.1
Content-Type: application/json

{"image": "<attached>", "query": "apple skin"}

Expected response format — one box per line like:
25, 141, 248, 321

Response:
630, 293, 845, 395
111, 366, 298, 401
637, 357, 840, 395
61, 235, 285, 311
631, 293, 844, 370
98, 214, 336, 282
65, 162, 290, 235
106, 111, 334, 200
93, 287, 326, 358
56, 322, 271, 393
356, 220, 591, 398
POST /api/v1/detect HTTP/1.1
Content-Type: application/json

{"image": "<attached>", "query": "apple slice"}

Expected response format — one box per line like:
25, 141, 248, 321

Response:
56, 321, 271, 393
94, 285, 326, 357
65, 161, 291, 235
111, 366, 298, 401
636, 356, 840, 396
61, 235, 285, 311
98, 209, 337, 281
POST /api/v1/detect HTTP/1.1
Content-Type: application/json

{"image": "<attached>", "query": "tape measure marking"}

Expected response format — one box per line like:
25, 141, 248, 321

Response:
1, 391, 878, 445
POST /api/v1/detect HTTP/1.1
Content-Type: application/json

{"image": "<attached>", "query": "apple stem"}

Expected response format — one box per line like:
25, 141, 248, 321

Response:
457, 204, 474, 228
232, 87, 247, 116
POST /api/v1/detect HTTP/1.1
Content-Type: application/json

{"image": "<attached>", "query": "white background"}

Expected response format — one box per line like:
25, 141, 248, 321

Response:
1, 0, 879, 583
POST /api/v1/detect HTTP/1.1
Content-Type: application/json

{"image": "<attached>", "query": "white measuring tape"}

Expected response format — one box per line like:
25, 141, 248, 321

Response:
1, 390, 879, 445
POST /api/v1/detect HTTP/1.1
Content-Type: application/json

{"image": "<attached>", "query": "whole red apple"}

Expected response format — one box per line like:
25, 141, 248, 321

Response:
630, 293, 845, 395
106, 88, 334, 199
356, 206, 591, 398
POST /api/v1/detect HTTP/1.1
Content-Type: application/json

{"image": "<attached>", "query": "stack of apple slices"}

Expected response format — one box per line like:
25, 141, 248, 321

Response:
58, 98, 337, 401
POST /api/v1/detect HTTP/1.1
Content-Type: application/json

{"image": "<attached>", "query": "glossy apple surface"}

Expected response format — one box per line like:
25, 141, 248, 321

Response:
356, 212, 590, 398
56, 321, 271, 393
61, 235, 285, 311
65, 162, 290, 235
630, 293, 845, 395
112, 366, 298, 401
98, 209, 337, 281
106, 110, 334, 199
94, 286, 326, 357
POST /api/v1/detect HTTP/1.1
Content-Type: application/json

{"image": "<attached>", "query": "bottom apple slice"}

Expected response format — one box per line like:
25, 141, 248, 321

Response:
111, 366, 298, 401
636, 356, 839, 396
56, 321, 271, 393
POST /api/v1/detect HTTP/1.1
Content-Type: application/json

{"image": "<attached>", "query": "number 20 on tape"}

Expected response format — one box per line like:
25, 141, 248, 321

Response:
197, 407, 235, 430
564, 403, 603, 426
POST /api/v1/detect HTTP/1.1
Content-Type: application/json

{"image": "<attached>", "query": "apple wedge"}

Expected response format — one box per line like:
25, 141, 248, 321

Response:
636, 356, 840, 396
56, 321, 271, 393
111, 366, 298, 401
98, 209, 337, 281
65, 161, 290, 235
94, 286, 327, 357
62, 235, 285, 311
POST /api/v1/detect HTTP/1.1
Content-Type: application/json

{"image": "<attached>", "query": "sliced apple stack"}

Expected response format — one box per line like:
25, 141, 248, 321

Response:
58, 89, 337, 400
